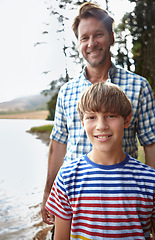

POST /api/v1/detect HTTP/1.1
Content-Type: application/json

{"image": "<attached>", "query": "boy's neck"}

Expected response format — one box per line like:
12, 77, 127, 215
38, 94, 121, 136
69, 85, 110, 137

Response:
87, 149, 126, 166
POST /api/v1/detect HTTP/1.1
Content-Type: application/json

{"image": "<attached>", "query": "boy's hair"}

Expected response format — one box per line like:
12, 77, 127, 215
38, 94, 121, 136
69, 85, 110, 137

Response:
72, 2, 114, 39
77, 82, 132, 121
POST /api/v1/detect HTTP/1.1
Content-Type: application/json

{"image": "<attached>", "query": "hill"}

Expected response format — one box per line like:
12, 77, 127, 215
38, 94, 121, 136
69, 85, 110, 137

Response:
0, 94, 51, 113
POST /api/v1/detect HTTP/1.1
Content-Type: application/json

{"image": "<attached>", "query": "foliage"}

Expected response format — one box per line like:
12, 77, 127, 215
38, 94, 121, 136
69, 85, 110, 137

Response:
41, 0, 90, 120
28, 125, 53, 133
127, 0, 155, 91
114, 13, 132, 71
42, 75, 69, 120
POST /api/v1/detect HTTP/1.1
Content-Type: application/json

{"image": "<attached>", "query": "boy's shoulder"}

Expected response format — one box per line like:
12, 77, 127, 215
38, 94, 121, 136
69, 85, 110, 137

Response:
61, 155, 86, 171
127, 155, 155, 176
58, 155, 89, 180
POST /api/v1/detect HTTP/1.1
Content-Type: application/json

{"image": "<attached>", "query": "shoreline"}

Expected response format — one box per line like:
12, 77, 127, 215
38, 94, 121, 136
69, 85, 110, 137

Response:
0, 110, 52, 146
29, 131, 51, 146
0, 110, 49, 119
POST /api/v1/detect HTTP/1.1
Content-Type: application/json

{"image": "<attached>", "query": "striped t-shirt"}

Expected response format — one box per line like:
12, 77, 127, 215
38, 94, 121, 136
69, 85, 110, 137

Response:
46, 154, 155, 240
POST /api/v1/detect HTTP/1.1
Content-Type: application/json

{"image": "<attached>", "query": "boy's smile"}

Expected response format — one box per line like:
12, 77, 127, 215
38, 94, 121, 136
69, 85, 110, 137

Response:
82, 111, 131, 164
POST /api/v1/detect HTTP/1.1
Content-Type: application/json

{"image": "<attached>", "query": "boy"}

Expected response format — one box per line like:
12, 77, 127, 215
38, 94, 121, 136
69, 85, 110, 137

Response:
46, 82, 155, 240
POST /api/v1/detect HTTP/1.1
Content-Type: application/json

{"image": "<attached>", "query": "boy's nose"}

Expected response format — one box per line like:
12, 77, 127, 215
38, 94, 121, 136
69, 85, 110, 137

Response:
96, 118, 109, 130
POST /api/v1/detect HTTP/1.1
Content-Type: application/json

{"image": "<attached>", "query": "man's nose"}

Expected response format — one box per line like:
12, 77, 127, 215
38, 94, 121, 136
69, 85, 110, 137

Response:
88, 37, 96, 48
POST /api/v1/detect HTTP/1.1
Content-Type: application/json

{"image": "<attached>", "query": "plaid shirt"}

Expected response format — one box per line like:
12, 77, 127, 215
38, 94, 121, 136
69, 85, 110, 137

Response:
51, 63, 155, 162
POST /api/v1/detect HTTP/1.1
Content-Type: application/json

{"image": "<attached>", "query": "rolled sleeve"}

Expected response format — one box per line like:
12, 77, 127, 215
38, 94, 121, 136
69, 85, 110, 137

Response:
137, 80, 155, 146
50, 87, 68, 144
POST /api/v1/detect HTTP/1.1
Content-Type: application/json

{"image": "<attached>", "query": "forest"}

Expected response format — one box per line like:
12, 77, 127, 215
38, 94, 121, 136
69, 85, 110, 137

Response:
40, 0, 155, 120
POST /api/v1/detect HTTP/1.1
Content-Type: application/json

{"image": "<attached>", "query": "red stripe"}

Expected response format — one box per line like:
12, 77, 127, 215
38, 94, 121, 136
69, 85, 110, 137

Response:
46, 205, 71, 220
71, 227, 145, 238
70, 196, 153, 203
72, 222, 143, 230
73, 209, 152, 216
46, 201, 71, 217
73, 216, 144, 223
72, 203, 152, 208
52, 184, 67, 201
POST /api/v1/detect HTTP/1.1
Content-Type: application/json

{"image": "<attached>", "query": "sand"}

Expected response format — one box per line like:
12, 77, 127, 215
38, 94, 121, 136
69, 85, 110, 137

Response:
0, 110, 49, 119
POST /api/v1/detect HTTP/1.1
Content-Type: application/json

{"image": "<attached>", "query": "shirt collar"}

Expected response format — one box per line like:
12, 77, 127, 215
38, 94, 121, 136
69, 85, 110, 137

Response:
82, 62, 117, 83
109, 62, 117, 81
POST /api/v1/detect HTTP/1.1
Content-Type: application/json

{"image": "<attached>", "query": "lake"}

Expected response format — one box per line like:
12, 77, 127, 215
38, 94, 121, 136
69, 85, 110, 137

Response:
0, 119, 53, 240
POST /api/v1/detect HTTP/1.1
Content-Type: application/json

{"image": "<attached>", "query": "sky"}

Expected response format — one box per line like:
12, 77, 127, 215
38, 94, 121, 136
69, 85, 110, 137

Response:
0, 0, 135, 103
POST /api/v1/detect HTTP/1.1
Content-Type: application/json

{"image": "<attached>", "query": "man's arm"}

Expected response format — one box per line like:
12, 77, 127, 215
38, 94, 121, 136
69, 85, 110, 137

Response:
151, 219, 155, 239
54, 216, 71, 240
144, 143, 155, 168
41, 139, 67, 224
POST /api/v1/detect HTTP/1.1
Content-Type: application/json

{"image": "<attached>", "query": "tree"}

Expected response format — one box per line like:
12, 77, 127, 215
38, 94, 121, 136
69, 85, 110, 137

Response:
114, 13, 132, 71
127, 0, 155, 91
41, 0, 91, 120
42, 75, 67, 120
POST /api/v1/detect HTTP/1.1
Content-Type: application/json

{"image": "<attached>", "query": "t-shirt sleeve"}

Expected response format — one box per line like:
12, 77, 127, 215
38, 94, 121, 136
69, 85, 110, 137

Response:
45, 169, 72, 220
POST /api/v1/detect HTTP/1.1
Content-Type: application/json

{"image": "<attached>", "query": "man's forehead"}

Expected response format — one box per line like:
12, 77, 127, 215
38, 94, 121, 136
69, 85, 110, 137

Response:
78, 17, 106, 33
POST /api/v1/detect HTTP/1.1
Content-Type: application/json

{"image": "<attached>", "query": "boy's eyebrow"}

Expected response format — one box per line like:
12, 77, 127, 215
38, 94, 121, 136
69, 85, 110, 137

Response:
84, 111, 119, 114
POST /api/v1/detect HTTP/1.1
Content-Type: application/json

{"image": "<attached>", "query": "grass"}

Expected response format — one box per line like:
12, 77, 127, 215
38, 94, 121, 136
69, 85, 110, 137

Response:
138, 142, 145, 163
28, 124, 53, 133
27, 124, 53, 145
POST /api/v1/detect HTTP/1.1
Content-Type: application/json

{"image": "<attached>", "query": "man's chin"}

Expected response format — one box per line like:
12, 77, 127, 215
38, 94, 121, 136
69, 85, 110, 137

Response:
87, 60, 105, 67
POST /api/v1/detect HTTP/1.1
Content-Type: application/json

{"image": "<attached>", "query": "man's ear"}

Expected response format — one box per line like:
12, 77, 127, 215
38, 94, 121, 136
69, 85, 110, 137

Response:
110, 32, 115, 46
124, 113, 132, 128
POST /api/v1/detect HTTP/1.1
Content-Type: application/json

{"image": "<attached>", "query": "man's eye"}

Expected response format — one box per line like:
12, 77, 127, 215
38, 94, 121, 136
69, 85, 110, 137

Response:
80, 37, 88, 42
96, 33, 103, 37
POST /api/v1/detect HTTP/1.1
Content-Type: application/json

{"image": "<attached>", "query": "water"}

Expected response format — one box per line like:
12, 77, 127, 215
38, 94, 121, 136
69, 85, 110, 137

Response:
0, 119, 53, 240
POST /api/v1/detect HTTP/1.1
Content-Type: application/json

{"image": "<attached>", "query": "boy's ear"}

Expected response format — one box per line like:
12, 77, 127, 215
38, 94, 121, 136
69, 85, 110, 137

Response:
81, 121, 85, 130
124, 113, 132, 128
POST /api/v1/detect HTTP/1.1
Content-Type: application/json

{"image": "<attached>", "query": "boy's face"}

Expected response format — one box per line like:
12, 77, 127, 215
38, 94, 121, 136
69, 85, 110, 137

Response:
82, 111, 131, 155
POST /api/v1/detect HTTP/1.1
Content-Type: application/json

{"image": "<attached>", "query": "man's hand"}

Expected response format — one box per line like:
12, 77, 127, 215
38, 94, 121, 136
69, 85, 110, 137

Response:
41, 203, 55, 225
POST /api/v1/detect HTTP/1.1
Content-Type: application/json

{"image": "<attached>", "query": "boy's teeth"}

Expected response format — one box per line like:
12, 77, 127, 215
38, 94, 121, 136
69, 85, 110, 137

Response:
97, 136, 107, 139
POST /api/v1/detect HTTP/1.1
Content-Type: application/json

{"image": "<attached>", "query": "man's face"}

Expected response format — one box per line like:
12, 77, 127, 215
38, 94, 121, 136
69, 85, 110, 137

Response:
78, 17, 114, 67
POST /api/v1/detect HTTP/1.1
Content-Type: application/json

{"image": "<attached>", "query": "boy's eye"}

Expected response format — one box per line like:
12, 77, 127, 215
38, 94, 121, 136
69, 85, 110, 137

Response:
107, 114, 117, 118
87, 116, 95, 120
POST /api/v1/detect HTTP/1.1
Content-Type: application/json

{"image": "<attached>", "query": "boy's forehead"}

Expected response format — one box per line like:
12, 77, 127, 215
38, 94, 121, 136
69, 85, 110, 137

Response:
84, 108, 118, 114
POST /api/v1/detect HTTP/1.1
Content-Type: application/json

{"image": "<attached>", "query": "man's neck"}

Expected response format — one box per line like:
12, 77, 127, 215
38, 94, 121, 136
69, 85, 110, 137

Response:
85, 61, 112, 84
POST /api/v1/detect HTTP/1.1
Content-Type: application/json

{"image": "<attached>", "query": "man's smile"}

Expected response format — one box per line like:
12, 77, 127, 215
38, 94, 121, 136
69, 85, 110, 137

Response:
87, 49, 102, 55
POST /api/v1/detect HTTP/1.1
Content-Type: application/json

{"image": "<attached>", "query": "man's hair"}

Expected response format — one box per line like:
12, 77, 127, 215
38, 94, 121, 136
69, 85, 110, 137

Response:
77, 82, 132, 121
72, 2, 114, 39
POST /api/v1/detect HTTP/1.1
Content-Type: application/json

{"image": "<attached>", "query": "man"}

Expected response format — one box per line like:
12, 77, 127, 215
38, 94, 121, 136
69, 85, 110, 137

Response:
41, 2, 155, 225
